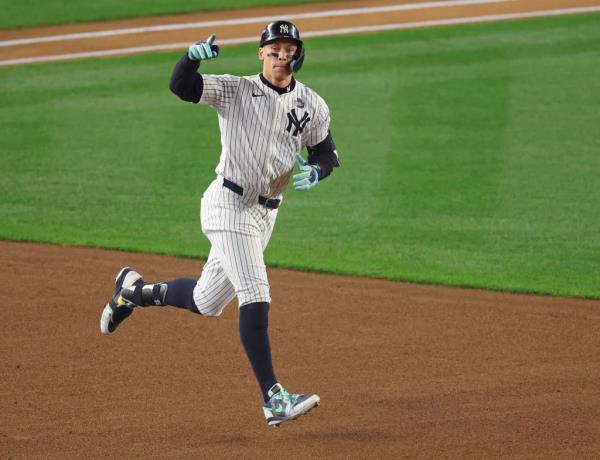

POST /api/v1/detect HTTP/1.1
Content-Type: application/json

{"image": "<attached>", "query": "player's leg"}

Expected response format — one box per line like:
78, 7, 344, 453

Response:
191, 247, 237, 316
252, 207, 321, 425
119, 247, 236, 315
100, 268, 197, 334
119, 277, 197, 312
100, 248, 236, 335
205, 214, 320, 426
204, 227, 277, 400
239, 300, 277, 400
118, 198, 275, 318
200, 181, 319, 424
101, 180, 237, 334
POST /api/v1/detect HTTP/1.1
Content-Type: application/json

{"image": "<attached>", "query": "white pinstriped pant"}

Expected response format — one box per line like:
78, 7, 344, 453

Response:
193, 177, 279, 316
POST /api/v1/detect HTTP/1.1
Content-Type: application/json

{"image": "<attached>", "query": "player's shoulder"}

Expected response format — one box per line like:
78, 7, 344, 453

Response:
202, 73, 243, 84
241, 74, 262, 85
232, 74, 266, 92
295, 80, 328, 110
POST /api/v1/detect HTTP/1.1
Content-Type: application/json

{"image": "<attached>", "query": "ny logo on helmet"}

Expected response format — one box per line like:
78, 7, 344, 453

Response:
280, 24, 289, 34
286, 109, 310, 136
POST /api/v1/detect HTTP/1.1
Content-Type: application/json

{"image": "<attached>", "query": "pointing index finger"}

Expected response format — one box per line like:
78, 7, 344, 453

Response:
206, 34, 216, 45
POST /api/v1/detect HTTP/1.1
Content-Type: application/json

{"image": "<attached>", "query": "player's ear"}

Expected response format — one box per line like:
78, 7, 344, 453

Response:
258, 47, 264, 61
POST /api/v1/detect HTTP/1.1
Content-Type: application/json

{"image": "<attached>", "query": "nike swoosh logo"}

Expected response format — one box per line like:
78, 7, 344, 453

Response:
252, 93, 265, 97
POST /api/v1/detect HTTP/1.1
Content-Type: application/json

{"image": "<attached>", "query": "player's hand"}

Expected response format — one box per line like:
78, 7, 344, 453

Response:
188, 34, 219, 61
293, 153, 319, 191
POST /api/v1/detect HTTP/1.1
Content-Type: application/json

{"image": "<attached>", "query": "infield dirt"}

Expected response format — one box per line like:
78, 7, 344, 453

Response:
3, 241, 600, 458
3, 0, 600, 458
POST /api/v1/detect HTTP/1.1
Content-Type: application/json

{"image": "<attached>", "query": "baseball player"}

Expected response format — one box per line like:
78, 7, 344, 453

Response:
100, 20, 340, 427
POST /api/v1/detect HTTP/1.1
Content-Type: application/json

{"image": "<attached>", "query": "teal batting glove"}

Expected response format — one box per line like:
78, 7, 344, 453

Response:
188, 34, 219, 61
293, 153, 319, 191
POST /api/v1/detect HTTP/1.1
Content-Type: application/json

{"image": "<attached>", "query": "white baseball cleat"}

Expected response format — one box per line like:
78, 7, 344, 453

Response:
100, 267, 143, 335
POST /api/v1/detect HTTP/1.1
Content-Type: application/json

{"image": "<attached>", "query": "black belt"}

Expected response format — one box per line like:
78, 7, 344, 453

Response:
222, 178, 281, 210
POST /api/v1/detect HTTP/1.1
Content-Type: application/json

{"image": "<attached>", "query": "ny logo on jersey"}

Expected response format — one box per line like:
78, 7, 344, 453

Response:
280, 24, 289, 34
286, 109, 311, 136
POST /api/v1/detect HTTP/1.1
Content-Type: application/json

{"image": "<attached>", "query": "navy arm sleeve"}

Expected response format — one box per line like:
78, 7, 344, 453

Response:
169, 53, 203, 103
307, 130, 340, 181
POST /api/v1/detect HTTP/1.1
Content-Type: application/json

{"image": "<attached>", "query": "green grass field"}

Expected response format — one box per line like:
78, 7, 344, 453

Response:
2, 14, 600, 298
0, 0, 335, 30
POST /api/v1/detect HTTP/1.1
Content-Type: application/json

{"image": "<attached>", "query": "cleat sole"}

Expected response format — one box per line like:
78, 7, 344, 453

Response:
267, 399, 320, 427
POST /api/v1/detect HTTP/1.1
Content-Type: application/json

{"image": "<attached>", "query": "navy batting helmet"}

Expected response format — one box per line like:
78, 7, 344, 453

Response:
259, 20, 305, 72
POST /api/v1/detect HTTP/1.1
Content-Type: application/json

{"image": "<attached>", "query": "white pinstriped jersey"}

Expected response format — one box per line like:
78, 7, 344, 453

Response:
199, 74, 330, 197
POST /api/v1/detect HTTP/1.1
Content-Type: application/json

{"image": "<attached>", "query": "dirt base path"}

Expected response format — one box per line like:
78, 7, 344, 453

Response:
2, 241, 600, 458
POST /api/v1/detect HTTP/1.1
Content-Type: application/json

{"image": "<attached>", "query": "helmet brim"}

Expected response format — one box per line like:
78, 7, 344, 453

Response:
260, 38, 303, 48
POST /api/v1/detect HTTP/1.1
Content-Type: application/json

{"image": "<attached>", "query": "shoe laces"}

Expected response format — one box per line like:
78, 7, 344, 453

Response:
274, 387, 299, 405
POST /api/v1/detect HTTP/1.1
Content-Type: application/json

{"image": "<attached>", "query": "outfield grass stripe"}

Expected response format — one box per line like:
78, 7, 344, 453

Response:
2, 5, 599, 67
0, 0, 512, 48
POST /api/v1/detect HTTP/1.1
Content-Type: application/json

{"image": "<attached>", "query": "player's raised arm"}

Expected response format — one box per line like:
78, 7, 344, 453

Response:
169, 34, 219, 103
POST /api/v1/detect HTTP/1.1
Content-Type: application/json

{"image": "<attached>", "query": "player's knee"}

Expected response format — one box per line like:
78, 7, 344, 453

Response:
239, 302, 270, 331
237, 286, 271, 309
193, 299, 226, 317
195, 304, 224, 317
192, 285, 228, 317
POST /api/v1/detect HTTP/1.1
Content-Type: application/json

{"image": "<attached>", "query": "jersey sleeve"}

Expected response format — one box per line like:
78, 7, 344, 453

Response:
305, 96, 331, 147
199, 74, 241, 112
